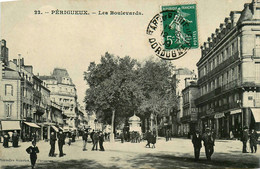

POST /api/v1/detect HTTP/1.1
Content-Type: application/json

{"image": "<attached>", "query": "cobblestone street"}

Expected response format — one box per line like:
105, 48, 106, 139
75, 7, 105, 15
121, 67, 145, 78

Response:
0, 138, 259, 168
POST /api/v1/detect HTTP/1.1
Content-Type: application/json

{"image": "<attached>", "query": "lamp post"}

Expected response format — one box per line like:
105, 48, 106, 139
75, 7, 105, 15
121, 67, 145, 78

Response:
94, 119, 97, 131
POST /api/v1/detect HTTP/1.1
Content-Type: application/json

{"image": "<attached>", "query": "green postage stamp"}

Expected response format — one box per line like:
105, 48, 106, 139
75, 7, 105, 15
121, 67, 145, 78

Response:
146, 4, 198, 60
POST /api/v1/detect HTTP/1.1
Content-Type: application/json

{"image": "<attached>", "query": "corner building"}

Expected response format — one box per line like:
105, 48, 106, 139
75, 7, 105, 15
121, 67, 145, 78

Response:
195, 0, 260, 139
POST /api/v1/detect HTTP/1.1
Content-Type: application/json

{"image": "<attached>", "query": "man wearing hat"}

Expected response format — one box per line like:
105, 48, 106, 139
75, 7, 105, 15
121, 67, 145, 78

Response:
192, 130, 202, 161
202, 127, 215, 161
241, 126, 249, 153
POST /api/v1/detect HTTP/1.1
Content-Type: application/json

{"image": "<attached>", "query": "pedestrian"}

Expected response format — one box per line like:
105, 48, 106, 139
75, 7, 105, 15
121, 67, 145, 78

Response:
241, 126, 249, 153
192, 130, 202, 161
12, 130, 19, 147
3, 132, 10, 148
145, 130, 151, 148
120, 131, 124, 143
151, 133, 156, 148
82, 130, 88, 151
249, 129, 258, 153
90, 129, 95, 144
72, 131, 76, 142
58, 131, 65, 157
202, 128, 215, 161
68, 131, 72, 146
49, 132, 56, 157
92, 131, 99, 151
99, 132, 105, 151
26, 141, 39, 169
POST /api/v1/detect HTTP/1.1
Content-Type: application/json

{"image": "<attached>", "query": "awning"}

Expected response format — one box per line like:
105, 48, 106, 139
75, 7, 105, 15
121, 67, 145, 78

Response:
214, 113, 225, 119
24, 122, 41, 128
59, 127, 63, 131
51, 126, 59, 132
1, 121, 21, 131
251, 108, 260, 123
230, 109, 242, 115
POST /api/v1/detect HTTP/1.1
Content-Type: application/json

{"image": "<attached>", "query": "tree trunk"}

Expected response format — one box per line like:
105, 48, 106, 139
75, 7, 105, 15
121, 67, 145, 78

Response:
155, 113, 158, 138
110, 109, 115, 142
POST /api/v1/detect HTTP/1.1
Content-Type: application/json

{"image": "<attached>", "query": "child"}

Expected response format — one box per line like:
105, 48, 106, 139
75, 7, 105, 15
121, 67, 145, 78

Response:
26, 141, 39, 169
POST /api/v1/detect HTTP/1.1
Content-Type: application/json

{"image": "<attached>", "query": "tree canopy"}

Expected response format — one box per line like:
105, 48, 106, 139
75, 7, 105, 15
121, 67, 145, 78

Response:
84, 53, 178, 135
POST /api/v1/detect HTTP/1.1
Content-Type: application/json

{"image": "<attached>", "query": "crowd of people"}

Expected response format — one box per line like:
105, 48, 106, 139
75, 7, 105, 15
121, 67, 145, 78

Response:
2, 130, 20, 148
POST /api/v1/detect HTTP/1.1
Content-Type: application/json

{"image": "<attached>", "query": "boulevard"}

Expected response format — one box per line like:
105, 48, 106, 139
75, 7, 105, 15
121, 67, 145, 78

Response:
0, 138, 259, 169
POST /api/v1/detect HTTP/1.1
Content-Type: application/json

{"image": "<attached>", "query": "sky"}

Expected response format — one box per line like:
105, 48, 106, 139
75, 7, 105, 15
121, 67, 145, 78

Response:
0, 0, 252, 105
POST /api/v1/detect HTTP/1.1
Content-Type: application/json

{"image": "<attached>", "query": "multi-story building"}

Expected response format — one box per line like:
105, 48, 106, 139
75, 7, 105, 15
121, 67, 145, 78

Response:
40, 68, 78, 130
173, 67, 196, 136
195, 0, 260, 139
181, 78, 199, 136
0, 61, 22, 140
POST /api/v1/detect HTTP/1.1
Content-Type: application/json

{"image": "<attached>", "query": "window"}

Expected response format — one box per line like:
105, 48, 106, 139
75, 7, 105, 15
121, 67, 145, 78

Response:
256, 62, 260, 82
5, 84, 13, 96
256, 35, 260, 48
4, 102, 13, 117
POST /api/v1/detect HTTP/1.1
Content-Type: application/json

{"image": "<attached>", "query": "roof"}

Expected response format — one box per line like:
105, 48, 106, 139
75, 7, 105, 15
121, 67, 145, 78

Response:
129, 114, 141, 122
39, 75, 56, 80
3, 70, 21, 80
237, 3, 253, 24
174, 68, 193, 75
52, 68, 74, 85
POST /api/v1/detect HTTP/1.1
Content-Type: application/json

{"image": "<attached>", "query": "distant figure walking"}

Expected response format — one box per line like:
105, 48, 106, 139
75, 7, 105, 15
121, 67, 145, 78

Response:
99, 132, 105, 151
26, 141, 39, 169
90, 130, 95, 144
145, 130, 152, 148
249, 129, 259, 153
150, 134, 156, 148
49, 132, 56, 157
82, 130, 89, 151
3, 132, 10, 148
192, 130, 202, 161
12, 131, 19, 147
58, 131, 65, 157
92, 131, 99, 151
202, 128, 215, 161
241, 126, 249, 153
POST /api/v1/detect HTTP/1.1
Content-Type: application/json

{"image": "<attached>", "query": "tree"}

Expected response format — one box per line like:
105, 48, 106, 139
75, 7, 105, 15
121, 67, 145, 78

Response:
84, 52, 143, 142
138, 58, 178, 137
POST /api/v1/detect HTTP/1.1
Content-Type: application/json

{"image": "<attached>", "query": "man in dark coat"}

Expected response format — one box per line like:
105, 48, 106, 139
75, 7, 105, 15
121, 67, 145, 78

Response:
82, 130, 88, 151
202, 128, 215, 161
99, 132, 105, 151
26, 141, 39, 169
192, 130, 202, 161
241, 126, 249, 153
49, 132, 56, 157
249, 129, 258, 153
145, 130, 152, 148
92, 131, 99, 151
90, 130, 95, 144
12, 130, 19, 147
58, 131, 65, 157
3, 132, 10, 148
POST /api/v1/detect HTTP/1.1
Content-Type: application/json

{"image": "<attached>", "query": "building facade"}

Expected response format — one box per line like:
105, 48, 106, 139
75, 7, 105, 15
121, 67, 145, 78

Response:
173, 68, 196, 136
195, 0, 260, 139
181, 78, 199, 137
40, 68, 78, 130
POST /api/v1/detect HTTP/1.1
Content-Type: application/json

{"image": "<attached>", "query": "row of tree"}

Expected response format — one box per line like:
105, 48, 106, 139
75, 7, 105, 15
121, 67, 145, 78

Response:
84, 52, 178, 142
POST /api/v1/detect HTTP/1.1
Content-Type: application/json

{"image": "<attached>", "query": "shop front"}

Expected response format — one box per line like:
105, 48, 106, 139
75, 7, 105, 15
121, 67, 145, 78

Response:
229, 109, 242, 139
0, 120, 21, 142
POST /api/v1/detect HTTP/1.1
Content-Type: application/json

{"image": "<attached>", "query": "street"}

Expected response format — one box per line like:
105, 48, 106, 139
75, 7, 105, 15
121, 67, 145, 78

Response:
0, 138, 259, 169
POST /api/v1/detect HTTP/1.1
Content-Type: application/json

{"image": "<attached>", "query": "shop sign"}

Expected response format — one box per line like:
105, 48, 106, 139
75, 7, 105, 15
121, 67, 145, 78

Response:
214, 113, 225, 119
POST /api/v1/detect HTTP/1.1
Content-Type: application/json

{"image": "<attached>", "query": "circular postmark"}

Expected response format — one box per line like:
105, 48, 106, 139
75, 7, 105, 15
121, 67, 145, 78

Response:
146, 8, 195, 60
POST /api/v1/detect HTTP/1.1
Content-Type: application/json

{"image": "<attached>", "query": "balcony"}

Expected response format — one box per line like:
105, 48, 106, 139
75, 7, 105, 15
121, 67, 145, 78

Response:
198, 52, 239, 84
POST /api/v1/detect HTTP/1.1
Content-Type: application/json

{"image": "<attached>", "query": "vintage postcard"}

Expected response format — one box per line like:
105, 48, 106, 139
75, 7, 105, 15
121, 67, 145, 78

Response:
0, 0, 260, 168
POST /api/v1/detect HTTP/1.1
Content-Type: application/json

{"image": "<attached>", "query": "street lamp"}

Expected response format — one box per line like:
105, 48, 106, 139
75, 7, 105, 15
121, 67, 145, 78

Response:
94, 119, 97, 131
